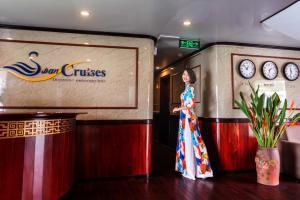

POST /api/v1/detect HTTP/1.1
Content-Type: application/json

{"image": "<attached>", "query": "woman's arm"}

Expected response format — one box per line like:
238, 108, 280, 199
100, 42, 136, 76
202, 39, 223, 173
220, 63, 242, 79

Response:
173, 106, 187, 112
173, 87, 196, 113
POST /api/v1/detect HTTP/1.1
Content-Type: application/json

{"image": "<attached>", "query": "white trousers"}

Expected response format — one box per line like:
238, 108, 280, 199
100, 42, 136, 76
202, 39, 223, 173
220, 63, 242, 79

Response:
182, 117, 196, 180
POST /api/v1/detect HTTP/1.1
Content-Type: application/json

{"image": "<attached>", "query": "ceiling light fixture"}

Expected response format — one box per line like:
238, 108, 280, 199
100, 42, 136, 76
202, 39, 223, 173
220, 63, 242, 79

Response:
155, 66, 160, 70
6, 37, 13, 40
84, 42, 89, 45
80, 10, 90, 17
170, 67, 174, 70
183, 20, 191, 26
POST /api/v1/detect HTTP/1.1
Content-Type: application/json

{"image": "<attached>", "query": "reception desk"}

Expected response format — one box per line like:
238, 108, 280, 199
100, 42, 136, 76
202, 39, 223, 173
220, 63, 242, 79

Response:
0, 112, 81, 200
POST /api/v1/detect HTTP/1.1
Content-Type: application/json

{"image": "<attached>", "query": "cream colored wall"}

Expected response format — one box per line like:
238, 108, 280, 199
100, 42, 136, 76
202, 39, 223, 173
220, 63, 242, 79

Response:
155, 44, 300, 118
216, 45, 300, 118
0, 28, 154, 120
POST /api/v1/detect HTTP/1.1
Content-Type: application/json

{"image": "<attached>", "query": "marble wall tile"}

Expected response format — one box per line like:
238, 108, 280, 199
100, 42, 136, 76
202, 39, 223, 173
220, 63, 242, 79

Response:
0, 28, 154, 120
155, 44, 300, 119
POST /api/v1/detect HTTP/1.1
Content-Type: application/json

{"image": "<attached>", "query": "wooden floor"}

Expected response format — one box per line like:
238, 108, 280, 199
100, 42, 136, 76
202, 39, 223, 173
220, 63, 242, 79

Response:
62, 142, 300, 200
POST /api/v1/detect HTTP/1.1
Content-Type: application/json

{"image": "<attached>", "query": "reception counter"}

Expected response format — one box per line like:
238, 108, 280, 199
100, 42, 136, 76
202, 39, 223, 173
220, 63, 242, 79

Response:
0, 112, 81, 200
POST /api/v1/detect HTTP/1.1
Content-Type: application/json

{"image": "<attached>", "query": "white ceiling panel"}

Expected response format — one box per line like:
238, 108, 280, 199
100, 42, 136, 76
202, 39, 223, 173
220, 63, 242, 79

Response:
262, 1, 300, 42
0, 0, 299, 68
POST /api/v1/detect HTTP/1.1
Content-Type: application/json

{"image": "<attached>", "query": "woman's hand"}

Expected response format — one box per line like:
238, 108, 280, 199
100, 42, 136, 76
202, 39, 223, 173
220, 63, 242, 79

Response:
172, 107, 179, 113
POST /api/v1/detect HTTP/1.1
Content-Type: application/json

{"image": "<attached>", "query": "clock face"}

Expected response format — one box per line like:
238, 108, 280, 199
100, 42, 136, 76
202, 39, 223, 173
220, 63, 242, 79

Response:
283, 62, 299, 81
238, 59, 256, 79
262, 61, 278, 80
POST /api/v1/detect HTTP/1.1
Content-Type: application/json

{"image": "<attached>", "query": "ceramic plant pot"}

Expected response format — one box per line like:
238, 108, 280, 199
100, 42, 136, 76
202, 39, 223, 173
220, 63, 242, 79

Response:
255, 147, 280, 186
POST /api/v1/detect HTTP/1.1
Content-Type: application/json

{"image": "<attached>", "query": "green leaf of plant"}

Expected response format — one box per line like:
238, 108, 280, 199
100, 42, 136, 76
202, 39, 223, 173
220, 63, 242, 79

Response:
278, 100, 287, 125
292, 112, 300, 122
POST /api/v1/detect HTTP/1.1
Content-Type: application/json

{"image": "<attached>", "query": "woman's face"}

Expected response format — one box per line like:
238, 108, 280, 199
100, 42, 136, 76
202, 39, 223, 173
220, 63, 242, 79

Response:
182, 70, 190, 83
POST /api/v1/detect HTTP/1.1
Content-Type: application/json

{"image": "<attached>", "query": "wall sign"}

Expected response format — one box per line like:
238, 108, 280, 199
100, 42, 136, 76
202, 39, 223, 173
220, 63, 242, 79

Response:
1, 51, 106, 82
254, 80, 286, 107
179, 39, 200, 49
0, 39, 138, 109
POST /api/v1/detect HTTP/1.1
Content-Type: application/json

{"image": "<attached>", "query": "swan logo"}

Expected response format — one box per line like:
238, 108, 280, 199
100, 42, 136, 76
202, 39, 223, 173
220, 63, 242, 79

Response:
0, 51, 106, 82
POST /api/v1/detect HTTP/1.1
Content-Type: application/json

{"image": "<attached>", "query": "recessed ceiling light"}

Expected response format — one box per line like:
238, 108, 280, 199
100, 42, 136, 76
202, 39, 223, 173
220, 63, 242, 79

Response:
6, 37, 13, 40
80, 10, 90, 17
183, 20, 191, 26
84, 42, 89, 45
155, 66, 160, 70
170, 67, 174, 70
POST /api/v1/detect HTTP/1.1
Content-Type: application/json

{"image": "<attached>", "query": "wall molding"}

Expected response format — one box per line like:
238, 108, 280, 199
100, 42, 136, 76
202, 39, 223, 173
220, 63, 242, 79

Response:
76, 119, 153, 125
0, 24, 157, 42
159, 42, 300, 72
198, 117, 250, 123
155, 113, 250, 123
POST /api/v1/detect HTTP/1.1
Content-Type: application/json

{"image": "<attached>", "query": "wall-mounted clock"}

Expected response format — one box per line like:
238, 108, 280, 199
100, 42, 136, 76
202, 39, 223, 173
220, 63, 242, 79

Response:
238, 59, 256, 79
283, 62, 299, 81
261, 61, 278, 80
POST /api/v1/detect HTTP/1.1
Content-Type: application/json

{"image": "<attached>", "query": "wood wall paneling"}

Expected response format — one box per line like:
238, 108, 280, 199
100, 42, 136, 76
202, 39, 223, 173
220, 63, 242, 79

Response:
199, 119, 257, 171
0, 128, 76, 200
76, 123, 152, 178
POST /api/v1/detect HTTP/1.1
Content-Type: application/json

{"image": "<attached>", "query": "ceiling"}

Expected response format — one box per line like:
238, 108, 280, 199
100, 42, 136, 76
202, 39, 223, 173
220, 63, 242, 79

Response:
263, 1, 300, 43
0, 0, 299, 69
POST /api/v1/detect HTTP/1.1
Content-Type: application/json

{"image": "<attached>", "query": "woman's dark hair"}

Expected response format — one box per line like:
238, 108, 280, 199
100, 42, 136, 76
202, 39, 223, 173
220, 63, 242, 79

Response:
185, 68, 196, 84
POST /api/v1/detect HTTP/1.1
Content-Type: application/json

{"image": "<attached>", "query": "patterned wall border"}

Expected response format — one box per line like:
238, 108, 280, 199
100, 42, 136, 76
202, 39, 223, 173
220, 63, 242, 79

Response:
0, 118, 74, 139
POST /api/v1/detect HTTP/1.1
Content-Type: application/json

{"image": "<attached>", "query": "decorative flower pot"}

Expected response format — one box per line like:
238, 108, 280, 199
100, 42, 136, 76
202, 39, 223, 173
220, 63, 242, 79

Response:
255, 147, 280, 186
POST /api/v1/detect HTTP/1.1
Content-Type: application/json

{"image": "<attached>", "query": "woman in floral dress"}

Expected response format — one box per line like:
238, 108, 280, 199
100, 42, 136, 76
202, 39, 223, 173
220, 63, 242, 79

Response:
173, 69, 213, 180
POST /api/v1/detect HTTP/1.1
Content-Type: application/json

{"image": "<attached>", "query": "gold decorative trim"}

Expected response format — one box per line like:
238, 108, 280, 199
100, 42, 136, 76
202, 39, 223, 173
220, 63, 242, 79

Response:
0, 119, 74, 139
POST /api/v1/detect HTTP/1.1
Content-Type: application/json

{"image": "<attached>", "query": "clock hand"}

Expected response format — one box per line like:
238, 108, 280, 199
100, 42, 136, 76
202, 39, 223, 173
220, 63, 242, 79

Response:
268, 68, 272, 74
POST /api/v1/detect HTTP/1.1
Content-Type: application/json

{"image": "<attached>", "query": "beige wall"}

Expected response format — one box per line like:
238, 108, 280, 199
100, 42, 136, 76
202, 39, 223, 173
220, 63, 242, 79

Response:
154, 44, 300, 118
0, 28, 154, 120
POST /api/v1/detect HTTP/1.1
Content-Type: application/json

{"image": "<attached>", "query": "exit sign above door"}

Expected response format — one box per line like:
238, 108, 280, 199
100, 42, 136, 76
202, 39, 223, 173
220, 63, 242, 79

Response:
179, 39, 200, 49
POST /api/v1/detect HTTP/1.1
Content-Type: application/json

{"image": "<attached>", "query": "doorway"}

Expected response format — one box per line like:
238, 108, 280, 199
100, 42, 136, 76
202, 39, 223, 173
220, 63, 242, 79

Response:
159, 75, 170, 144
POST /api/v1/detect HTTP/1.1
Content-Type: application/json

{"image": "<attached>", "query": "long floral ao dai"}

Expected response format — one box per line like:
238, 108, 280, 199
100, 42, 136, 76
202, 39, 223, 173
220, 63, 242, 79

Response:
175, 83, 213, 179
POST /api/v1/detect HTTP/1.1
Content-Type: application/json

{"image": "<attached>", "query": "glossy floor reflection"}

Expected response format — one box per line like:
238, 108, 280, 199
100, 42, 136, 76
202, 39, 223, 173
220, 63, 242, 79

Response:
62, 141, 300, 200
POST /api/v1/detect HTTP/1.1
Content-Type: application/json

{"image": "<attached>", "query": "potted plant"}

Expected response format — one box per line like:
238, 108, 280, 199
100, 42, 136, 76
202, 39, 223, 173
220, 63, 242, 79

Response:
235, 83, 300, 186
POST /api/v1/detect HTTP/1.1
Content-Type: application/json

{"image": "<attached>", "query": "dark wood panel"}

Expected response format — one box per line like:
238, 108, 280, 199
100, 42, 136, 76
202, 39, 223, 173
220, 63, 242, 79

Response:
42, 131, 76, 199
76, 123, 152, 178
0, 127, 76, 199
218, 122, 257, 170
0, 138, 25, 200
198, 120, 220, 171
198, 119, 257, 170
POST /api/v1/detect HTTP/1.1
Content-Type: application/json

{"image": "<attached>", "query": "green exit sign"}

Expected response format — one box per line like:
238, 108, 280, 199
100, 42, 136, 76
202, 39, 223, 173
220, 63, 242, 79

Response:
179, 39, 200, 49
